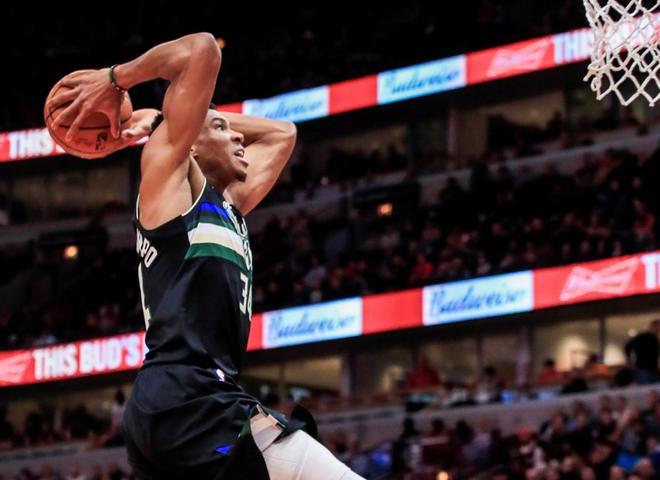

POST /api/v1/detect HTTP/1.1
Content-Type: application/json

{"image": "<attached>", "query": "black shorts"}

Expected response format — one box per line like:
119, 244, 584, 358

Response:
122, 364, 270, 479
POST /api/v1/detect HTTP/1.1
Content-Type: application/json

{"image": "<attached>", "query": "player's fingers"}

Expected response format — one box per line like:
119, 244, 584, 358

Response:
59, 76, 82, 89
117, 130, 136, 149
46, 89, 79, 114
65, 104, 92, 143
51, 97, 83, 131
121, 128, 136, 139
109, 112, 121, 139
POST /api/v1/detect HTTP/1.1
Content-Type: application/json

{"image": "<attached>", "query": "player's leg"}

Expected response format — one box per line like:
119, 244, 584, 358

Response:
261, 429, 365, 480
250, 409, 363, 480
124, 426, 175, 480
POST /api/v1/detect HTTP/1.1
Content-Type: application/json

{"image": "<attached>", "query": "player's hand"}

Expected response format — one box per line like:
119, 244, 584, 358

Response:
117, 108, 160, 148
47, 68, 124, 142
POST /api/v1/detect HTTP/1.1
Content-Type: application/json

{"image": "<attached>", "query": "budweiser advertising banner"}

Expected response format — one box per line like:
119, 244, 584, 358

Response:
2, 252, 660, 387
534, 252, 660, 309
0, 333, 147, 387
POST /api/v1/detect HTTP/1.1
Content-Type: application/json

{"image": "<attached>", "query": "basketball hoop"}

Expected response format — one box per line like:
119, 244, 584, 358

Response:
583, 0, 660, 106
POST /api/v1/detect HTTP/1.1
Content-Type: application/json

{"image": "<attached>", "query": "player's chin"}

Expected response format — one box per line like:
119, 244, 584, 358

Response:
233, 159, 248, 181
236, 168, 248, 182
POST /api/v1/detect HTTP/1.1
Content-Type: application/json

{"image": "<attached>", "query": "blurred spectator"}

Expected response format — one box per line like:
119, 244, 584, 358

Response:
65, 463, 85, 480
518, 426, 546, 471
539, 359, 564, 386
474, 366, 502, 403
37, 464, 61, 480
404, 355, 441, 390
569, 412, 594, 458
633, 457, 660, 480
0, 403, 15, 450
585, 354, 612, 380
626, 320, 660, 384
104, 390, 125, 448
107, 462, 127, 480
562, 369, 589, 395
391, 417, 421, 475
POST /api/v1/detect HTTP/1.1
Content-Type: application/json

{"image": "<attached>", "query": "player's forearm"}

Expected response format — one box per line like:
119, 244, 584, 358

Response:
221, 112, 296, 146
112, 33, 220, 90
220, 113, 297, 215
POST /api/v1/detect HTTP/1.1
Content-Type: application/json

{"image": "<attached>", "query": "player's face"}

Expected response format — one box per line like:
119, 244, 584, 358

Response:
193, 111, 247, 182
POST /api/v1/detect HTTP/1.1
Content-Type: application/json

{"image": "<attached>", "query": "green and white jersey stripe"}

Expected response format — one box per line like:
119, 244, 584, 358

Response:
186, 221, 250, 273
182, 189, 253, 276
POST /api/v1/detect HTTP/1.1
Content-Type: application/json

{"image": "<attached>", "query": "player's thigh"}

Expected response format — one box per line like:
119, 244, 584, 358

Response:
124, 432, 174, 479
261, 430, 364, 480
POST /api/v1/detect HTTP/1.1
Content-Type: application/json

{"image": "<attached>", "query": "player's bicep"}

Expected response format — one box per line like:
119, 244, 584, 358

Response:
140, 37, 220, 190
144, 37, 220, 170
163, 38, 221, 154
140, 121, 182, 178
138, 123, 189, 213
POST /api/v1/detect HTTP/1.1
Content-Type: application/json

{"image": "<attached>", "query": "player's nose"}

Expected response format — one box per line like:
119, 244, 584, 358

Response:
231, 130, 244, 144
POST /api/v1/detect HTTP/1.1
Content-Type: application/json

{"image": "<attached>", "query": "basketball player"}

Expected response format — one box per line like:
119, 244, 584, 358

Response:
47, 33, 364, 479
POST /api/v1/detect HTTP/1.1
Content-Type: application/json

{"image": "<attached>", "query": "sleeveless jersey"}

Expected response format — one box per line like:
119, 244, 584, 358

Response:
124, 177, 312, 478
134, 177, 254, 379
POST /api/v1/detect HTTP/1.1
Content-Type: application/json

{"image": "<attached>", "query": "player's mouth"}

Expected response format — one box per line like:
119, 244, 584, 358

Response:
234, 148, 248, 167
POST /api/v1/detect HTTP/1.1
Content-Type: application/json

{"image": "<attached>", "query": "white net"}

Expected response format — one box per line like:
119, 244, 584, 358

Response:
583, 0, 660, 106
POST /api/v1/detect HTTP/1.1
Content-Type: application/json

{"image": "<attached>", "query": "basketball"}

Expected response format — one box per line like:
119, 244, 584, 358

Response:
44, 70, 133, 159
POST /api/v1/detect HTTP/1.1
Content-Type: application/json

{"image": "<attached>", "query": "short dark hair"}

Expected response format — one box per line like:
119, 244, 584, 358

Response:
151, 102, 217, 131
